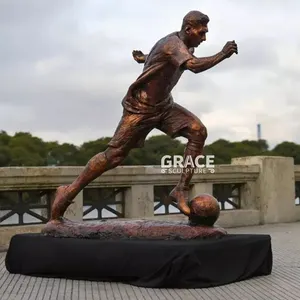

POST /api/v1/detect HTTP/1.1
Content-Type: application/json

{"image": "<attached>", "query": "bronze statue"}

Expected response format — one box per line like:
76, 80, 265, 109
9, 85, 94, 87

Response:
50, 10, 238, 222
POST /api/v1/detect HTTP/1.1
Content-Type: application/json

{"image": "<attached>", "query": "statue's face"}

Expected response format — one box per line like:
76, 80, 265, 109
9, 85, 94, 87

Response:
185, 23, 208, 47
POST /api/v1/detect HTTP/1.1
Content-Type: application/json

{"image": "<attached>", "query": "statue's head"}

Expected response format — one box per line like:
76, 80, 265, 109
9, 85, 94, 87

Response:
181, 10, 209, 48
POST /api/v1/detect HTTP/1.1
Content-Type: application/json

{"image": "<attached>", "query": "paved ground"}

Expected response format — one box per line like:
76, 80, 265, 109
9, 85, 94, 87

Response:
1, 222, 300, 300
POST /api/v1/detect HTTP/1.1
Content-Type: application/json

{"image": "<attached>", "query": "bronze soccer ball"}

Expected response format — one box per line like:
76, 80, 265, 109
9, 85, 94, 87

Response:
188, 193, 220, 226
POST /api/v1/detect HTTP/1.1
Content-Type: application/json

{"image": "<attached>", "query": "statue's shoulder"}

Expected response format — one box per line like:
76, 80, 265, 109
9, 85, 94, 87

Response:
146, 32, 185, 61
159, 31, 181, 43
154, 32, 183, 52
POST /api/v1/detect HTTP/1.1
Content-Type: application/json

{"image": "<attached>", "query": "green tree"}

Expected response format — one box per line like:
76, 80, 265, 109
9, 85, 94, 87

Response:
77, 137, 111, 165
272, 142, 300, 164
0, 129, 299, 167
45, 142, 80, 166
9, 147, 45, 166
122, 135, 185, 165
0, 130, 11, 146
0, 146, 11, 166
204, 139, 271, 164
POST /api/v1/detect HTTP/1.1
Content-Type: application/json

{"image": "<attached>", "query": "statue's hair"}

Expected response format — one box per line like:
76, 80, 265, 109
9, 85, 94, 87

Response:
181, 10, 209, 29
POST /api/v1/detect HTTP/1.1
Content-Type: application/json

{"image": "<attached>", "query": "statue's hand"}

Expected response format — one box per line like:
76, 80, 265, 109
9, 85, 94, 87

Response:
132, 50, 145, 63
221, 40, 238, 58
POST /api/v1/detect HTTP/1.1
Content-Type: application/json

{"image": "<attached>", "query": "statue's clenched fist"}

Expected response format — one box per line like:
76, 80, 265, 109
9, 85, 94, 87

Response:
221, 40, 238, 58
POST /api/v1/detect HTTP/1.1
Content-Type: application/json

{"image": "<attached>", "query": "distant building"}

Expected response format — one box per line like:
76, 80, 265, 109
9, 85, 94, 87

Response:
257, 124, 261, 140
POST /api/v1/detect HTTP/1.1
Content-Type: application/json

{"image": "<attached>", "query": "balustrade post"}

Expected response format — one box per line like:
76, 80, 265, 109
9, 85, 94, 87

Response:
47, 190, 83, 221
124, 185, 154, 218
232, 156, 297, 224
66, 191, 83, 221
189, 183, 213, 199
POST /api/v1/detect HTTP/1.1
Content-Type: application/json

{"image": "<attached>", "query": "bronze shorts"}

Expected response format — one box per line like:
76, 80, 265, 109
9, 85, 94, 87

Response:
108, 102, 202, 150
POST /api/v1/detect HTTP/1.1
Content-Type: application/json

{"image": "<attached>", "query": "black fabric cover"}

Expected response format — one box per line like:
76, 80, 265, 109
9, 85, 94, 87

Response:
5, 233, 272, 288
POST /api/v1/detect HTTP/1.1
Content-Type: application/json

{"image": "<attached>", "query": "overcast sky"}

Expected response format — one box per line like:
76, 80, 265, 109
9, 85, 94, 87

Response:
1, 0, 299, 148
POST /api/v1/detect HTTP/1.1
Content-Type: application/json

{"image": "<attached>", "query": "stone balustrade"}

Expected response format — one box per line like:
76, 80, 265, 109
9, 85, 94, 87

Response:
0, 156, 300, 248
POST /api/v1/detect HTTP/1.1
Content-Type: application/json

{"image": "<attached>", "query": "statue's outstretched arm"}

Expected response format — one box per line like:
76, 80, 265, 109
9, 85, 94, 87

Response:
184, 41, 238, 73
132, 50, 148, 64
133, 48, 195, 64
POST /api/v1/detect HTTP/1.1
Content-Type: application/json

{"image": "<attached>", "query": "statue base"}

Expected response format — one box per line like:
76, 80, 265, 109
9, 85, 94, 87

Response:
40, 218, 227, 240
5, 230, 272, 288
